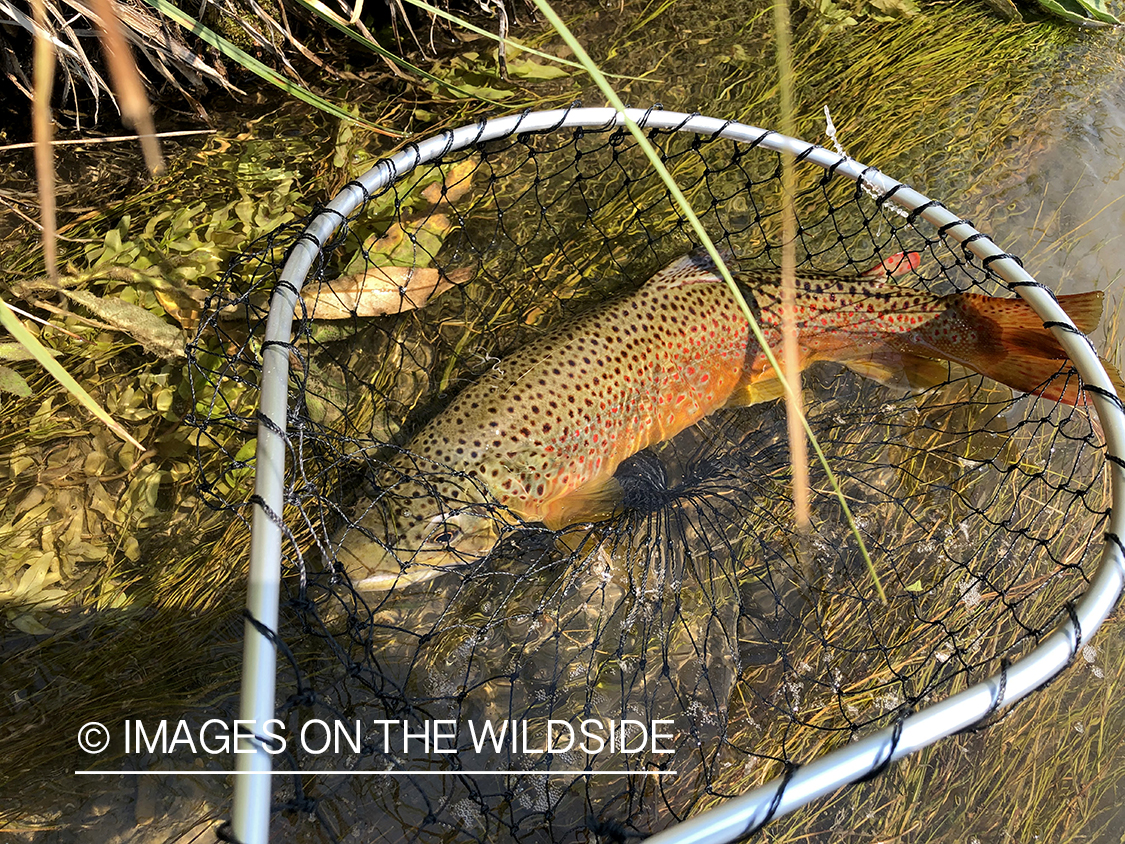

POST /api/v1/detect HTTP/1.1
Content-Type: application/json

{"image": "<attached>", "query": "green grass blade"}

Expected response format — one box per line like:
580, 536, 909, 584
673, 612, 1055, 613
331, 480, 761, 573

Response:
139, 0, 404, 137
0, 298, 144, 452
530, 0, 886, 601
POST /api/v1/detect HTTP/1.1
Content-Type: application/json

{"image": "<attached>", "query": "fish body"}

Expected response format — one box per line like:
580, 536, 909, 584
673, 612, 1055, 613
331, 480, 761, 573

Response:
335, 252, 1120, 590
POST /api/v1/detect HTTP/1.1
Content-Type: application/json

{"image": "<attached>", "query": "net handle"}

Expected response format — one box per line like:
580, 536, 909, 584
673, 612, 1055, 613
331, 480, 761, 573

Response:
231, 106, 1125, 844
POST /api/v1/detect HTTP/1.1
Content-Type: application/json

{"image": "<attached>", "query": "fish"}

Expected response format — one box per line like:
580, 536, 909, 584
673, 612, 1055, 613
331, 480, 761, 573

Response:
332, 250, 1123, 591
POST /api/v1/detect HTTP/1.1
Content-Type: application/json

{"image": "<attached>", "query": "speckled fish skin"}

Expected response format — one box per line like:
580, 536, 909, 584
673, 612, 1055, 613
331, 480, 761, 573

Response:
335, 251, 1117, 591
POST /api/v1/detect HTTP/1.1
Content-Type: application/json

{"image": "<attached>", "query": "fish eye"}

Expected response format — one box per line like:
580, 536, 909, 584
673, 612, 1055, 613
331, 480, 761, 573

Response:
429, 526, 461, 546
423, 516, 463, 548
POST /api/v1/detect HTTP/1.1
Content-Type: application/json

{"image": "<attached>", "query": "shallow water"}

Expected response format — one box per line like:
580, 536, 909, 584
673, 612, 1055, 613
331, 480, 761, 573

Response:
571, 1, 1125, 308
1004, 38, 1125, 305
6, 3, 1125, 844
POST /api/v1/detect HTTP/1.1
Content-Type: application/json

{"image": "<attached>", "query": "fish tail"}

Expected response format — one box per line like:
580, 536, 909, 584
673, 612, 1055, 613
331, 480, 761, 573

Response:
909, 290, 1123, 408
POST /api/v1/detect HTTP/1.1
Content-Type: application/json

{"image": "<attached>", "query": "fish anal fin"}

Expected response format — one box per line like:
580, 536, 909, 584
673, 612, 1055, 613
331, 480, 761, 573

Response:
725, 344, 954, 406
724, 375, 788, 408
844, 350, 951, 393
724, 345, 793, 409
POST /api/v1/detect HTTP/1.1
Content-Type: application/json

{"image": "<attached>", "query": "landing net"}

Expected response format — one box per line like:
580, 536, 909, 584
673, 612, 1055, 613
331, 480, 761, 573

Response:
188, 108, 1125, 843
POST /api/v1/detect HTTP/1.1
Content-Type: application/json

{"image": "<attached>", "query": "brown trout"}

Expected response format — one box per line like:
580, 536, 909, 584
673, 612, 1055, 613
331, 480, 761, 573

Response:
334, 251, 1121, 590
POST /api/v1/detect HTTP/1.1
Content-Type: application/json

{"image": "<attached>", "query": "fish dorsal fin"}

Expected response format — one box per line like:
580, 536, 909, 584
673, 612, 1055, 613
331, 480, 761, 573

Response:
648, 247, 736, 289
859, 251, 922, 280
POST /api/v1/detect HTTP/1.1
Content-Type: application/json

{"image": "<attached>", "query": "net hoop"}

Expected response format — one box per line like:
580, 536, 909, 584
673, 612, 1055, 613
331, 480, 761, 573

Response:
231, 106, 1125, 844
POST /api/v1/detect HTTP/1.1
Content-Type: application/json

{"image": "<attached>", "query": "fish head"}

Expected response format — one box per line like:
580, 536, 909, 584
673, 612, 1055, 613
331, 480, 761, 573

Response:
332, 474, 506, 592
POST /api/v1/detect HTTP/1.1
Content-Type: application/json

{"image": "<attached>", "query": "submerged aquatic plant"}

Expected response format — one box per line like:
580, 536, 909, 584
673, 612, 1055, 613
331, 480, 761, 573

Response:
808, 0, 1119, 26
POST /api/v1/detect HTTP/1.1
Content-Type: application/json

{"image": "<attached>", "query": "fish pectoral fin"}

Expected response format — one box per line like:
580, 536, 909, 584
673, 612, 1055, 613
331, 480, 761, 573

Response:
843, 351, 950, 392
541, 476, 624, 528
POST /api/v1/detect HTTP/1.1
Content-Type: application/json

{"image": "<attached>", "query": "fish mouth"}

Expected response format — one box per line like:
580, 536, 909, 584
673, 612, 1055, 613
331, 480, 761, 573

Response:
352, 551, 465, 591
353, 566, 447, 592
334, 528, 499, 592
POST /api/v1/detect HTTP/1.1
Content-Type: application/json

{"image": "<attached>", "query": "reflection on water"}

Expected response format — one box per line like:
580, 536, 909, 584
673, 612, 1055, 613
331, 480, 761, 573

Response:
1000, 38, 1125, 312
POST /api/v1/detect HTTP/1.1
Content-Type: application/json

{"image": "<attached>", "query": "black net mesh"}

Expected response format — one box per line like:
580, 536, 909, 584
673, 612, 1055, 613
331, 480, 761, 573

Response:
188, 116, 1110, 843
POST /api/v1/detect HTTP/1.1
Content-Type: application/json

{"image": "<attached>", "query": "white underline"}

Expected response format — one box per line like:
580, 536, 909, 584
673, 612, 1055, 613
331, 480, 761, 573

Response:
75, 769, 678, 776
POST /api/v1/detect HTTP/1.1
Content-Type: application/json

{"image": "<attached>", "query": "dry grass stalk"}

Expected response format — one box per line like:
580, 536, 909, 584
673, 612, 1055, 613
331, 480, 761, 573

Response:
773, 0, 810, 534
31, 0, 57, 280
87, 0, 163, 174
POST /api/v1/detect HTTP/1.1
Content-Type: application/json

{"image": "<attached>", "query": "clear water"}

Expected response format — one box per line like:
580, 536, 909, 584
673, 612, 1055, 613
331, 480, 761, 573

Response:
10, 6, 1125, 844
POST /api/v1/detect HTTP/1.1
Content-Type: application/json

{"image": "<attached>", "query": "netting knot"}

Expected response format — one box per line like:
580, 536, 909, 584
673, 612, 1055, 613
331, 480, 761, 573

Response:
284, 796, 319, 815
215, 820, 244, 844
588, 817, 643, 842
286, 689, 317, 707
